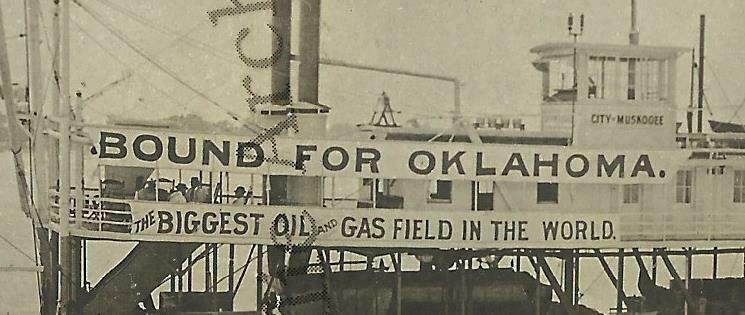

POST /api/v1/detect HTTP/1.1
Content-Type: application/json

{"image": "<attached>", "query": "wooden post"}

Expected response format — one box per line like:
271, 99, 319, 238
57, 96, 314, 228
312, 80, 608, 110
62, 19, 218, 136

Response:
534, 256, 541, 315
57, 0, 74, 312
652, 248, 658, 284
229, 244, 235, 292
257, 244, 264, 311
616, 249, 625, 314
712, 247, 718, 279
563, 250, 575, 305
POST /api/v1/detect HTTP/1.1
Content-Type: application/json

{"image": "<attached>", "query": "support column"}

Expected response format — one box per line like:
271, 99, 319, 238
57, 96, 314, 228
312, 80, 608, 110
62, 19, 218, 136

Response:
685, 250, 692, 315
712, 247, 718, 279
616, 249, 625, 314
534, 256, 541, 315
593, 249, 627, 304
652, 248, 658, 284
212, 243, 218, 291
229, 244, 235, 292
58, 0, 74, 312
574, 254, 580, 304
660, 251, 697, 311
391, 253, 402, 315
530, 256, 572, 314
205, 244, 211, 292
257, 244, 264, 312
563, 250, 575, 306
187, 253, 192, 292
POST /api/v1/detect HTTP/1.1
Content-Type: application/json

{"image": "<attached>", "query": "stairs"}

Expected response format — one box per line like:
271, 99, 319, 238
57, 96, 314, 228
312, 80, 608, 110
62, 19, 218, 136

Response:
81, 242, 200, 314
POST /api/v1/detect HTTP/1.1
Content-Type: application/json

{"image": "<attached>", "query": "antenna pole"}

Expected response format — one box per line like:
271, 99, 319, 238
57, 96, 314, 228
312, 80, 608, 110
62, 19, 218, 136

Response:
568, 13, 584, 145
687, 49, 695, 134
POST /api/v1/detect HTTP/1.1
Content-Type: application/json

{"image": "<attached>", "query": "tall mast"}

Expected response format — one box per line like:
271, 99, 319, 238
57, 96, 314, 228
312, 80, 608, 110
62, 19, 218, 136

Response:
0, 0, 33, 227
697, 15, 705, 133
24, 0, 57, 314
629, 0, 640, 45
58, 0, 75, 312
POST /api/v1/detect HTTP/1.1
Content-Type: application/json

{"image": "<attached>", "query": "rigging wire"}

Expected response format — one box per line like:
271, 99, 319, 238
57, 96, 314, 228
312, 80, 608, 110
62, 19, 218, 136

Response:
72, 0, 262, 133
70, 15, 212, 117
69, 18, 185, 115
89, 0, 259, 118
0, 232, 37, 263
707, 61, 735, 120
31, 222, 43, 312
95, 0, 236, 65
72, 16, 240, 124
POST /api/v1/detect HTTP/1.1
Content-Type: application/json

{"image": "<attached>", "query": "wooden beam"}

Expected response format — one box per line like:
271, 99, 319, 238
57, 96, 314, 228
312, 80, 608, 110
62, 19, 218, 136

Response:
592, 249, 629, 305
530, 256, 569, 307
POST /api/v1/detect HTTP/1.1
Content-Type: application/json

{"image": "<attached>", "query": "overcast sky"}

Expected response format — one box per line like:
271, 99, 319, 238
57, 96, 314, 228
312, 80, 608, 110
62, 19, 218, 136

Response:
2, 0, 745, 130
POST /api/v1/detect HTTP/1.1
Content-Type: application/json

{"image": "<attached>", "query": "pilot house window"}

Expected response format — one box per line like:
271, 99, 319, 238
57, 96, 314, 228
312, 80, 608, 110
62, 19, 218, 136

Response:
428, 180, 452, 203
734, 171, 745, 203
537, 182, 559, 204
676, 170, 693, 204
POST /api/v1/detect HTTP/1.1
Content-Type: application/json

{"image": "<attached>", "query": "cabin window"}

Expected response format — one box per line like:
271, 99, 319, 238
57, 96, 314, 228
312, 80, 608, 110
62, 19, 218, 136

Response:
544, 56, 576, 102
475, 181, 494, 211
622, 184, 641, 204
734, 171, 745, 203
537, 182, 559, 204
428, 180, 452, 203
675, 170, 694, 204
618, 57, 665, 101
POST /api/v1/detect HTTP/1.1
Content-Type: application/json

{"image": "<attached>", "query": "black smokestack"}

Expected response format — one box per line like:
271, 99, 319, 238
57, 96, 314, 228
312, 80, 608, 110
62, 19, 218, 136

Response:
298, 0, 321, 104
271, 0, 292, 105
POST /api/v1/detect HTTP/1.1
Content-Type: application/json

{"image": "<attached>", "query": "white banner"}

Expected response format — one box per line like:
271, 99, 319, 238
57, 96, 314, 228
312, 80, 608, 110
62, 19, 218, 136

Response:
128, 202, 621, 248
86, 126, 689, 183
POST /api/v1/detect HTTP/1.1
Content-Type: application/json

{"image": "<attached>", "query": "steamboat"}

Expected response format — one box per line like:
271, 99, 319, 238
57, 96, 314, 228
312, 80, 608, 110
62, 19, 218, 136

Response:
1, 0, 744, 314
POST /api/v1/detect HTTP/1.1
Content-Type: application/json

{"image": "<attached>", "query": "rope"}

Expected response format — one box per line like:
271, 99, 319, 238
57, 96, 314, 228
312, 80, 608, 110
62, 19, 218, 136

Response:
30, 222, 43, 312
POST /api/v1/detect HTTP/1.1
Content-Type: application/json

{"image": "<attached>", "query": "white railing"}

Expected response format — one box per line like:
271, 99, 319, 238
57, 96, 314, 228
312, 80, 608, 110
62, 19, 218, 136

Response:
620, 211, 745, 242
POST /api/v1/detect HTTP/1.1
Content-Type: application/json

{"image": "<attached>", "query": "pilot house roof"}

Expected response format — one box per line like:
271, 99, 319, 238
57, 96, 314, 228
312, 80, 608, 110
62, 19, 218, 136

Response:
530, 42, 689, 59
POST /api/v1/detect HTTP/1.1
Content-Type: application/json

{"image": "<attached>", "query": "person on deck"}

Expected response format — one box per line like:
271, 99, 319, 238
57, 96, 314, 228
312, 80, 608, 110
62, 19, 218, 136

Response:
134, 181, 156, 201
169, 183, 188, 203
232, 186, 251, 205
186, 176, 211, 203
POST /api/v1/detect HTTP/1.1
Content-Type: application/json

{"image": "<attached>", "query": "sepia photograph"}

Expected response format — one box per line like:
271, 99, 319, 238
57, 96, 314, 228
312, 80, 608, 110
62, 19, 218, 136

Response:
1, 0, 745, 314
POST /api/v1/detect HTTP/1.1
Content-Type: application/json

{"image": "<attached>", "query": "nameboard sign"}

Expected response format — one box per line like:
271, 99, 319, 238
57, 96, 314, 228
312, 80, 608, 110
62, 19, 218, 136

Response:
128, 202, 621, 248
86, 127, 688, 183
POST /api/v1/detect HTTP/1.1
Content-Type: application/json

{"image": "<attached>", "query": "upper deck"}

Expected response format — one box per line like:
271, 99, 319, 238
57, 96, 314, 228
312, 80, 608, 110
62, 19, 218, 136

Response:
37, 37, 745, 250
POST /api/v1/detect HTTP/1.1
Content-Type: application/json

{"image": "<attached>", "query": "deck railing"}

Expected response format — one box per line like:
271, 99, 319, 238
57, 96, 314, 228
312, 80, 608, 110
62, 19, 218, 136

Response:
46, 188, 745, 245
